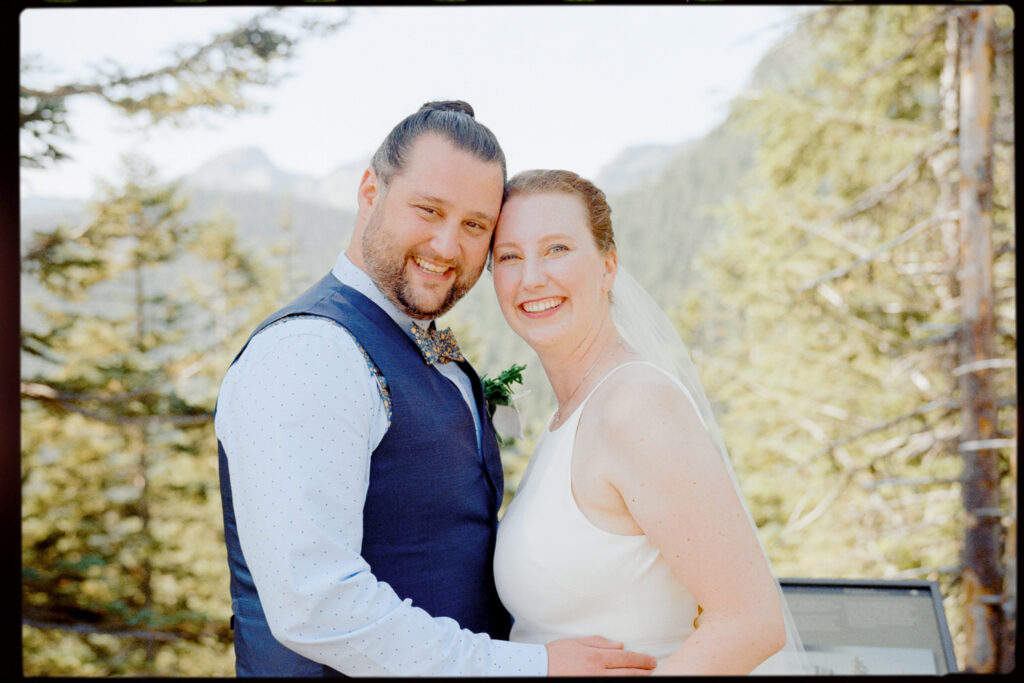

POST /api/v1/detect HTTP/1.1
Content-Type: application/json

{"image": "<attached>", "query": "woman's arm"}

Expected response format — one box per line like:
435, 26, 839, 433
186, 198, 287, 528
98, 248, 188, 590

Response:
592, 370, 786, 675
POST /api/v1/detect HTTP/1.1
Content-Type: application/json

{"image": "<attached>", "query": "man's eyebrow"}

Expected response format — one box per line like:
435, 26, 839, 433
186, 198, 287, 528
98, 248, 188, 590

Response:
413, 194, 496, 224
411, 193, 450, 207
468, 210, 498, 225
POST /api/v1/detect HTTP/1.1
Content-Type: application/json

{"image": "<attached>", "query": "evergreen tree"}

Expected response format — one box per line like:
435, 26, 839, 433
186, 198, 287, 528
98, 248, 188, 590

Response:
21, 157, 280, 675
676, 5, 1014, 671
18, 6, 347, 674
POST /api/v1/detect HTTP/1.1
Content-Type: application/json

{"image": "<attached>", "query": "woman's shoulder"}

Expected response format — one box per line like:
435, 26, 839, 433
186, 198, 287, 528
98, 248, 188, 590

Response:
578, 361, 711, 477
587, 361, 699, 433
601, 360, 685, 397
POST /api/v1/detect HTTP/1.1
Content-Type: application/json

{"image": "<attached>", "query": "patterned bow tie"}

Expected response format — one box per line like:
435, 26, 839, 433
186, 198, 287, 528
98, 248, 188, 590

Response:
409, 322, 465, 365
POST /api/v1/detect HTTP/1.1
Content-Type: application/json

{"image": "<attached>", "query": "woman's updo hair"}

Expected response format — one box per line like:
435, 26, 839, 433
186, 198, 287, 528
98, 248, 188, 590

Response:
504, 169, 615, 254
371, 100, 507, 186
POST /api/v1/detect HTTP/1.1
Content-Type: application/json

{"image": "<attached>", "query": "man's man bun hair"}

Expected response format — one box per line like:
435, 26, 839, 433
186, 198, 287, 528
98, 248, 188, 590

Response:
419, 100, 476, 118
371, 99, 505, 186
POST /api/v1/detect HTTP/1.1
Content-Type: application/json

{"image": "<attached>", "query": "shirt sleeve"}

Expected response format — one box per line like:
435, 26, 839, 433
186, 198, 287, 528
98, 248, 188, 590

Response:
215, 317, 547, 676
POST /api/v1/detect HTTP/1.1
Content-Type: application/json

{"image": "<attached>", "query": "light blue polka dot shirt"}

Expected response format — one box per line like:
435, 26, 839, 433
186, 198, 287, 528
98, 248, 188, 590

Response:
215, 252, 547, 676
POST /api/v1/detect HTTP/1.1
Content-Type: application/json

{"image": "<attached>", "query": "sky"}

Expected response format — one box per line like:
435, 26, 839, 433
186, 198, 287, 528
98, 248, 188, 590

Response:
19, 5, 802, 201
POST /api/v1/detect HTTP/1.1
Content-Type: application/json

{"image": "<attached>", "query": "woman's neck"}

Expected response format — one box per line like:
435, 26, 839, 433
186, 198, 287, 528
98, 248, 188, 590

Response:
538, 314, 625, 409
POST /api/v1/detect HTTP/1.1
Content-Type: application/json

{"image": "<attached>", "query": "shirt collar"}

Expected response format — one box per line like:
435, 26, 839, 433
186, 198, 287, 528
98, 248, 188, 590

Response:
331, 252, 430, 332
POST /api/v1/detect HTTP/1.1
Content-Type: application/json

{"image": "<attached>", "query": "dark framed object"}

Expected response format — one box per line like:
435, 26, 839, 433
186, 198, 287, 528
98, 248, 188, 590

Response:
779, 578, 958, 675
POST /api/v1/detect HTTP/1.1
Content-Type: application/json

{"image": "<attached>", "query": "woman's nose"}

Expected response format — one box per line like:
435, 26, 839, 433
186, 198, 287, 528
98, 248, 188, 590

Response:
520, 256, 547, 289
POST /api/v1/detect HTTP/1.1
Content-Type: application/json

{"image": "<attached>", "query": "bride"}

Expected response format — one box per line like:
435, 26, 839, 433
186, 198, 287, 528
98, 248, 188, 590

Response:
489, 170, 808, 675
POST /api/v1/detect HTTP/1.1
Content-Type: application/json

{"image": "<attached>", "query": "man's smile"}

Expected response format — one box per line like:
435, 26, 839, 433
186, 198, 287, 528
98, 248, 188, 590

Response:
412, 255, 454, 278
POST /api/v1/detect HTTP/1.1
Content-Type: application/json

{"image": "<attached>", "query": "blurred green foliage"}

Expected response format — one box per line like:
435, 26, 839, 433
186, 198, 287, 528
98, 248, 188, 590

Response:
21, 159, 280, 675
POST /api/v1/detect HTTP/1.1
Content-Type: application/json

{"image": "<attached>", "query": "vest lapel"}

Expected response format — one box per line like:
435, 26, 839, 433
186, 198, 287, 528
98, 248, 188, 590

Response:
459, 359, 503, 505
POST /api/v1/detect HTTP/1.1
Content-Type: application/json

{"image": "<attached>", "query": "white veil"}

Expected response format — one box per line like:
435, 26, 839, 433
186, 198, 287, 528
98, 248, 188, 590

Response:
610, 265, 811, 675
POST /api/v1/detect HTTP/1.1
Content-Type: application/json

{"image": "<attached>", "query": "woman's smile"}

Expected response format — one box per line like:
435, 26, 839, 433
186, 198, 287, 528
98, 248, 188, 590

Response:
520, 296, 566, 316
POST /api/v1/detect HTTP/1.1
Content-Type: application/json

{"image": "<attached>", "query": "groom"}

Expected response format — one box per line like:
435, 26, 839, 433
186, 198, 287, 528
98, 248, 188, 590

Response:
215, 101, 657, 676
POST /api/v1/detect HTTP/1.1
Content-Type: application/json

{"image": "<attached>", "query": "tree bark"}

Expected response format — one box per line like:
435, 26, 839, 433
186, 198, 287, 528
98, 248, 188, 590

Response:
133, 224, 157, 664
956, 6, 1007, 673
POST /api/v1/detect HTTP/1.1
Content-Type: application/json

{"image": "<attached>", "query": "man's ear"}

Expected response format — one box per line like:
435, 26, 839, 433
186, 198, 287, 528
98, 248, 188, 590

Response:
357, 167, 382, 215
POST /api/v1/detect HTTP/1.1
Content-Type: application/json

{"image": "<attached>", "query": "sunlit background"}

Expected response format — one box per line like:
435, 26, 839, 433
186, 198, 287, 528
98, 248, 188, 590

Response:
20, 4, 1014, 676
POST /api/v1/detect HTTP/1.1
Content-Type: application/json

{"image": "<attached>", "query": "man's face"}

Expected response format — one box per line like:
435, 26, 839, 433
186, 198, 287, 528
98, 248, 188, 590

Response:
360, 134, 504, 319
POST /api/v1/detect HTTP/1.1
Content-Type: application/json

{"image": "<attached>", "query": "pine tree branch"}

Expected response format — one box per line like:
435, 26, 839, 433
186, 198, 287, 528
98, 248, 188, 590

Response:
20, 7, 351, 167
60, 403, 210, 427
799, 210, 958, 292
901, 327, 959, 351
21, 381, 155, 404
808, 398, 959, 462
863, 427, 963, 481
20, 7, 288, 103
23, 618, 182, 642
831, 130, 956, 224
785, 473, 853, 533
22, 616, 229, 643
21, 382, 212, 426
860, 475, 962, 490
855, 7, 961, 85
886, 564, 963, 580
994, 242, 1015, 258
786, 437, 960, 532
21, 587, 232, 645
738, 91, 926, 138
783, 130, 956, 258
790, 218, 871, 257
809, 285, 907, 347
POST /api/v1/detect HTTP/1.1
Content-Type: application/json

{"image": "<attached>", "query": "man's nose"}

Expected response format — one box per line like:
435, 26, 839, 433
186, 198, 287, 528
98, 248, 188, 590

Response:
429, 220, 461, 261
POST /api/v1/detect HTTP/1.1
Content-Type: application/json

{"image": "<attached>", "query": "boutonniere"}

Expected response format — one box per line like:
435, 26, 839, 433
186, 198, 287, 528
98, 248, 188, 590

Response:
482, 363, 527, 443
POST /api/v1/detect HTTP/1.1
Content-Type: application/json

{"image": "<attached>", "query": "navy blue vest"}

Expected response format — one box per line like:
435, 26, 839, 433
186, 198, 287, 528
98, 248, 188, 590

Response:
217, 272, 511, 676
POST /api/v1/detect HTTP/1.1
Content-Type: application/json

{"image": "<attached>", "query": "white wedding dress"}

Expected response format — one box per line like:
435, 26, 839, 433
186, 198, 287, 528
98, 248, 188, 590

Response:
493, 361, 704, 662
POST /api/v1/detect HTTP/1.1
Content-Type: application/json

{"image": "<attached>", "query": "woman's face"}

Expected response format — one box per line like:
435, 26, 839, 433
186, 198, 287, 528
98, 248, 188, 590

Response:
491, 192, 616, 353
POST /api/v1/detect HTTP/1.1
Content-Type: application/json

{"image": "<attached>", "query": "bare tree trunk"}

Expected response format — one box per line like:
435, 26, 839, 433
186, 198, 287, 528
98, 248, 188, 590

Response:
956, 6, 1006, 673
1002, 451, 1017, 673
994, 18, 1017, 675
134, 423, 157, 665
133, 230, 157, 665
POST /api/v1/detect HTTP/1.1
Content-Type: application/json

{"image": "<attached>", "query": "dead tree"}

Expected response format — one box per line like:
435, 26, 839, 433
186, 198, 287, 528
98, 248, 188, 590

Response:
956, 6, 1011, 673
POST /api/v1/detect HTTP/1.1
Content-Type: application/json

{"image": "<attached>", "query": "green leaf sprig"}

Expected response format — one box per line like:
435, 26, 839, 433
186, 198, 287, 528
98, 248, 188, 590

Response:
481, 363, 526, 417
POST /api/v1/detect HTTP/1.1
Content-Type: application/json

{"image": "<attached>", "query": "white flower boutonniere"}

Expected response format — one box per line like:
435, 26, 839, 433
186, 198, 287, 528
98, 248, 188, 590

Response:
482, 363, 527, 444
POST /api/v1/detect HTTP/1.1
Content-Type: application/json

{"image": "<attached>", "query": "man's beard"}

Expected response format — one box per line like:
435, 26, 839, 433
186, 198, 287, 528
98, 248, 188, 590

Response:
361, 208, 483, 320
